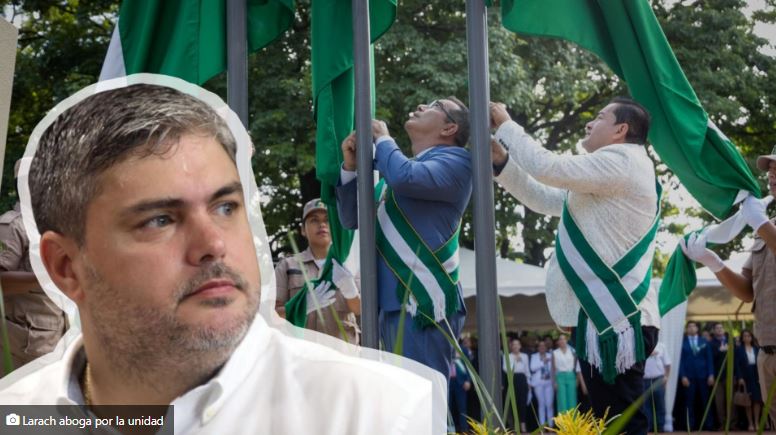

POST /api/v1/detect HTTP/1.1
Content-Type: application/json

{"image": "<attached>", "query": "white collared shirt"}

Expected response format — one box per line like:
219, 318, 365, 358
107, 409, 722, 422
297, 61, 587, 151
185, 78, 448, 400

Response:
552, 347, 576, 372
644, 342, 671, 379
494, 121, 660, 328
0, 315, 434, 434
503, 352, 529, 374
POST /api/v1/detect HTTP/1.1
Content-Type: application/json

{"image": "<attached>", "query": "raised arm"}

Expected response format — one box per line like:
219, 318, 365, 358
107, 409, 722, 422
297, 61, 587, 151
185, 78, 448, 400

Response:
681, 232, 755, 302
494, 140, 565, 217
495, 120, 632, 194
374, 138, 471, 203
334, 132, 360, 229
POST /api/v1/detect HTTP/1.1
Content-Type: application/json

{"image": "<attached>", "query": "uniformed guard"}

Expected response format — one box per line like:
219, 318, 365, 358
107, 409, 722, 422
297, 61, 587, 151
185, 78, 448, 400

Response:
274, 198, 360, 344
0, 161, 67, 368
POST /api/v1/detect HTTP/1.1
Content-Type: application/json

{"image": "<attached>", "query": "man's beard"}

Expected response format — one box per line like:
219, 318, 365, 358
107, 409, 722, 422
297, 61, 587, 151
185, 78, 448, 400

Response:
83, 260, 259, 381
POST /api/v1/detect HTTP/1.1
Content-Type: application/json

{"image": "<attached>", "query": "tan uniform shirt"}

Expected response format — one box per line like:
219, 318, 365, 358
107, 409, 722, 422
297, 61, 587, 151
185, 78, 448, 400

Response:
274, 248, 359, 344
0, 203, 67, 367
743, 217, 776, 346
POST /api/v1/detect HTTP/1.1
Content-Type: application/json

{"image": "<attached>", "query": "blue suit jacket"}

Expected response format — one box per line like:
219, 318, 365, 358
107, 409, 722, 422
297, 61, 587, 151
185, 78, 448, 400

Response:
335, 138, 473, 313
679, 335, 714, 380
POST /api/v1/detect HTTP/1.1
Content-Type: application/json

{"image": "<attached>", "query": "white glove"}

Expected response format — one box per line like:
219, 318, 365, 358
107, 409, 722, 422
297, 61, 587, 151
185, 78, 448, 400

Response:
332, 261, 359, 300
679, 232, 725, 273
305, 281, 336, 315
742, 195, 772, 231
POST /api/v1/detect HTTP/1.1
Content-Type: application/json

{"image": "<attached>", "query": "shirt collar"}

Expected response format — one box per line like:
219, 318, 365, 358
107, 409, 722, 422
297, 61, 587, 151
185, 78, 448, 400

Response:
415, 146, 438, 160
54, 333, 86, 405
59, 314, 271, 428
176, 314, 271, 427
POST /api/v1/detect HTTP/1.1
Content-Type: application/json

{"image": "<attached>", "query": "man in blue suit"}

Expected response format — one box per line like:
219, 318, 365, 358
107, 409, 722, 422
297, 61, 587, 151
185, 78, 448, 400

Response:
336, 97, 472, 379
679, 321, 715, 431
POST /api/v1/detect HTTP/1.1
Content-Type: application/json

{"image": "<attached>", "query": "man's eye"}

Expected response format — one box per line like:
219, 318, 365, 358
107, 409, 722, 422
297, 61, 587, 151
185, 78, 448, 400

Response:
143, 215, 173, 228
216, 201, 239, 216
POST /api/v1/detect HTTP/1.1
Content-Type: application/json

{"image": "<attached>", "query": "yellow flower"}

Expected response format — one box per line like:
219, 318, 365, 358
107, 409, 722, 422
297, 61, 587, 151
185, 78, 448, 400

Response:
547, 407, 609, 435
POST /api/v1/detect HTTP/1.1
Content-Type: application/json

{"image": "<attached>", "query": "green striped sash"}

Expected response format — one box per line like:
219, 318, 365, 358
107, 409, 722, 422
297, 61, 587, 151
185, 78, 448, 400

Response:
374, 179, 460, 327
555, 182, 661, 384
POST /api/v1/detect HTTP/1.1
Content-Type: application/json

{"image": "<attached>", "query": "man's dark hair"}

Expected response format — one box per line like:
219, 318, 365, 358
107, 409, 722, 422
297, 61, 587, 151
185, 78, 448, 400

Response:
610, 96, 651, 145
29, 83, 237, 245
686, 320, 700, 329
446, 96, 470, 148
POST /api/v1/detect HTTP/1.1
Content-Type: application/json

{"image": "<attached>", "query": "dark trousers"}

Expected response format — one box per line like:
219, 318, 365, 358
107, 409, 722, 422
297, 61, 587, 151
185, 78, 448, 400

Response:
642, 376, 666, 432
578, 326, 659, 435
684, 377, 712, 431
449, 383, 468, 432
504, 372, 528, 429
380, 309, 465, 379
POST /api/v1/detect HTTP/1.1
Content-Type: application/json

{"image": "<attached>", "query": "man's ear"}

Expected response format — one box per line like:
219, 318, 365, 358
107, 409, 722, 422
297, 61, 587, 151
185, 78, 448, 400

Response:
614, 123, 629, 142
440, 123, 459, 141
39, 231, 85, 304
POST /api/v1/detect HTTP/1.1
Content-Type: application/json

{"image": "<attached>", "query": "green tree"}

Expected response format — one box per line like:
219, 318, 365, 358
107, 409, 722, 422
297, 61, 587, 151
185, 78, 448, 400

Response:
2, 0, 775, 268
654, 0, 776, 260
1, 0, 116, 210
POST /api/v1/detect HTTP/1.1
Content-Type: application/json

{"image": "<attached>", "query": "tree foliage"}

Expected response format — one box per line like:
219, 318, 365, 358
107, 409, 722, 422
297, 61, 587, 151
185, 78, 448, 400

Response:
1, 0, 116, 209
1, 0, 775, 268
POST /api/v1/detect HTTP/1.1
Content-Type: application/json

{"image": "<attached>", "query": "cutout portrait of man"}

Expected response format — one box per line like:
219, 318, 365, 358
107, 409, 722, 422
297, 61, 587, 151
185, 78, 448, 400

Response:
0, 74, 441, 434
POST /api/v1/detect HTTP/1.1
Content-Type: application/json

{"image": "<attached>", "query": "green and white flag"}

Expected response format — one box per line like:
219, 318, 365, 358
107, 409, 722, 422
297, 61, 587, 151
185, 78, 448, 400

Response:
100, 0, 294, 84
284, 0, 396, 327
500, 0, 762, 315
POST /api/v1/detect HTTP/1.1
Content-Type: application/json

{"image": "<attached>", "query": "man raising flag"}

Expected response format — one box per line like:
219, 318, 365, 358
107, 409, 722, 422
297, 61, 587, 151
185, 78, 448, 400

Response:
499, 0, 761, 316
490, 97, 659, 435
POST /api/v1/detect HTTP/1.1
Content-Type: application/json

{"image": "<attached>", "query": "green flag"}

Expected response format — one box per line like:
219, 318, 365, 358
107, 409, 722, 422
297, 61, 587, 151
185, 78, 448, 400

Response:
285, 0, 396, 328
501, 0, 759, 220
100, 0, 294, 84
500, 0, 761, 315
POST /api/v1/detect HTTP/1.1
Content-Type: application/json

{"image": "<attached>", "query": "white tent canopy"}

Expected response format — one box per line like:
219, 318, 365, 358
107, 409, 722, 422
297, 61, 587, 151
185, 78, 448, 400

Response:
459, 248, 545, 298
459, 248, 554, 330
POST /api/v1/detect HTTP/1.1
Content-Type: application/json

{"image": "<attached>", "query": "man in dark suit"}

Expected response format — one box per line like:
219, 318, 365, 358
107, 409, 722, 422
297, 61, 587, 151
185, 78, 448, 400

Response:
680, 321, 715, 431
336, 97, 472, 378
709, 321, 731, 428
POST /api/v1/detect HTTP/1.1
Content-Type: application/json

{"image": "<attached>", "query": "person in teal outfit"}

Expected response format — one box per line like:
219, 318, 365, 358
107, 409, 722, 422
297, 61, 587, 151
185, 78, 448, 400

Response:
552, 333, 577, 414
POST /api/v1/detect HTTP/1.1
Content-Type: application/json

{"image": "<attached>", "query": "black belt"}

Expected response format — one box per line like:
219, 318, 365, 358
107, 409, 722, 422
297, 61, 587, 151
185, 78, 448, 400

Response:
762, 346, 776, 355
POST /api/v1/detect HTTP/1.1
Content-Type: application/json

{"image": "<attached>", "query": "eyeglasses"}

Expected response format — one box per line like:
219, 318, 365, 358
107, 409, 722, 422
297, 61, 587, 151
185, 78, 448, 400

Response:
427, 100, 457, 125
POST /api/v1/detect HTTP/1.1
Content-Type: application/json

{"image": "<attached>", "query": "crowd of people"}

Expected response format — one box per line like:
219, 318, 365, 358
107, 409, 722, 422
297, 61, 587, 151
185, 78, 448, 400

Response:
679, 321, 770, 432
446, 321, 772, 433
446, 333, 588, 432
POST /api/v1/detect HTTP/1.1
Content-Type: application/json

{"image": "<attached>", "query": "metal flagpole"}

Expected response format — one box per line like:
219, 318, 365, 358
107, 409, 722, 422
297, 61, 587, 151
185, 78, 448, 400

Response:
227, 0, 249, 128
466, 0, 502, 415
352, 0, 379, 348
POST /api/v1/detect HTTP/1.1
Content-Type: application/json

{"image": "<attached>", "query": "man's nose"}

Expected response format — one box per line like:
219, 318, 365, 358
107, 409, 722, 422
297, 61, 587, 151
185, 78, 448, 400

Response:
186, 212, 226, 265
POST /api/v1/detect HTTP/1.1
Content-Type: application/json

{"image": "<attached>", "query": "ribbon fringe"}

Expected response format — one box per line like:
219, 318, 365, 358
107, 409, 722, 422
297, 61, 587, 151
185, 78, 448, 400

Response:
584, 314, 645, 384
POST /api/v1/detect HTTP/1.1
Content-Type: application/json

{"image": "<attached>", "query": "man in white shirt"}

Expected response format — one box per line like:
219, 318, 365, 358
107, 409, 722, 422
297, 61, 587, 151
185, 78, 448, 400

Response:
0, 78, 435, 434
489, 97, 660, 435
642, 342, 671, 432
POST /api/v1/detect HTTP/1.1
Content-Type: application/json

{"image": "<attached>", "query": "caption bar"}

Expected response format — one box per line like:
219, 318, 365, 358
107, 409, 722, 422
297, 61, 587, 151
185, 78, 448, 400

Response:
1, 405, 172, 434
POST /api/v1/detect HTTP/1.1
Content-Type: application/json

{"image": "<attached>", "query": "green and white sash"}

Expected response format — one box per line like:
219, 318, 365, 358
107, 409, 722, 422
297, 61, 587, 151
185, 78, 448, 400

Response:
374, 179, 460, 327
555, 182, 661, 384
